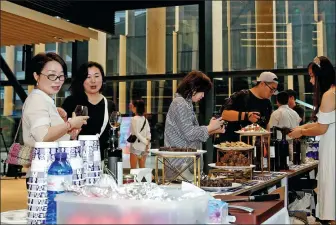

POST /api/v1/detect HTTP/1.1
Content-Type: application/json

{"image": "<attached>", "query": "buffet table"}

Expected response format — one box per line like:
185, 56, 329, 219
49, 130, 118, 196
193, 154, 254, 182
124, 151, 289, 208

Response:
214, 195, 290, 224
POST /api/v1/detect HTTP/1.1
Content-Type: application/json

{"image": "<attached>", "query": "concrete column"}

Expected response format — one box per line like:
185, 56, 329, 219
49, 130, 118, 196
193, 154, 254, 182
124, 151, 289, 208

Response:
126, 10, 135, 107
30, 44, 46, 93
316, 21, 326, 56
34, 44, 45, 55
126, 10, 135, 37
212, 1, 223, 72
3, 46, 15, 116
287, 23, 294, 89
88, 29, 107, 74
146, 7, 166, 122
172, 31, 178, 97
172, 6, 179, 97
255, 0, 274, 69
119, 35, 127, 114
227, 1, 232, 95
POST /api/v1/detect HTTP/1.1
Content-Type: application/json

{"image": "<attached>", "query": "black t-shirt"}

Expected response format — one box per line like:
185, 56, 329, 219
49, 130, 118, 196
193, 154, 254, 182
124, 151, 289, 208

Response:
62, 95, 116, 160
292, 104, 305, 125
220, 90, 273, 142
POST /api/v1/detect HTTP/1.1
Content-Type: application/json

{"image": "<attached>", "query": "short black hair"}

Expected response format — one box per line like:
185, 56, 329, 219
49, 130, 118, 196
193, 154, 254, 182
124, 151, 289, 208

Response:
176, 70, 212, 99
133, 99, 145, 116
285, 89, 297, 99
27, 52, 67, 84
69, 61, 106, 99
276, 91, 289, 105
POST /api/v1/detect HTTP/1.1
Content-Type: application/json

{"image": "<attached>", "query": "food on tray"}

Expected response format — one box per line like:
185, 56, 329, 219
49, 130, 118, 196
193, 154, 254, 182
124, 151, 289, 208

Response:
159, 147, 197, 152
200, 177, 232, 187
219, 141, 252, 148
238, 124, 268, 133
216, 151, 250, 166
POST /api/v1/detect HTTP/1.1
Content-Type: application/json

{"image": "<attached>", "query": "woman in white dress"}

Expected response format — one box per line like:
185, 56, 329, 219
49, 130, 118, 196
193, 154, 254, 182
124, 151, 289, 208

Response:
289, 56, 335, 223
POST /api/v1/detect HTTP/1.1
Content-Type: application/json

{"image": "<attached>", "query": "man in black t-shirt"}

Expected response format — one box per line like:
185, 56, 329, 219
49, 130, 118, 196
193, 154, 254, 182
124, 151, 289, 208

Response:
285, 89, 305, 125
221, 72, 278, 142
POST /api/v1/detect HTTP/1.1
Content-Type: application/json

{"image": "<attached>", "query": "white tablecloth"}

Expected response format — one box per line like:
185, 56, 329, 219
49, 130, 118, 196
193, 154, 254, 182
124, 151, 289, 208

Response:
262, 207, 290, 224
1, 209, 27, 224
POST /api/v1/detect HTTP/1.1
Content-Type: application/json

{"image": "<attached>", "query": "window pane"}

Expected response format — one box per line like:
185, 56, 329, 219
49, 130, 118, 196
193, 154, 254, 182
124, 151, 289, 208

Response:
15, 46, 25, 80
58, 42, 73, 78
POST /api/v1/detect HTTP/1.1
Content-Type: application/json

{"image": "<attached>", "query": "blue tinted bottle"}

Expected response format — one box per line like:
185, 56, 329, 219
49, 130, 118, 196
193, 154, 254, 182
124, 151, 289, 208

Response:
46, 152, 72, 224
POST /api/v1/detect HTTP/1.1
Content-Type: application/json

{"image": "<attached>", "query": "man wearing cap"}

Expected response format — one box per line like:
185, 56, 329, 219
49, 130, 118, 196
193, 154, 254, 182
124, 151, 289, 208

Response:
221, 71, 278, 142
285, 89, 305, 125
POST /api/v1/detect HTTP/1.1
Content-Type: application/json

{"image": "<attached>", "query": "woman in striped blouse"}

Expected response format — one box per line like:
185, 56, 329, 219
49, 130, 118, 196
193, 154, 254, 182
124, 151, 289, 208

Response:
164, 70, 225, 181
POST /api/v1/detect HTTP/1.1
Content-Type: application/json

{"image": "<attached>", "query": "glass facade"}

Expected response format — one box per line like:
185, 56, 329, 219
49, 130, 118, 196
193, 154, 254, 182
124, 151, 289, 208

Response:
1, 0, 335, 153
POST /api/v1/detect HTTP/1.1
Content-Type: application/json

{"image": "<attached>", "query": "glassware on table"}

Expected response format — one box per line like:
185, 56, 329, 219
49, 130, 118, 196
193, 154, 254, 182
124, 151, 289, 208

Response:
109, 111, 122, 129
74, 105, 88, 116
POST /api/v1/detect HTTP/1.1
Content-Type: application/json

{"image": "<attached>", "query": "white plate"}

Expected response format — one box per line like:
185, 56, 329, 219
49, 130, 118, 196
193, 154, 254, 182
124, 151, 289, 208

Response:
214, 145, 254, 150
235, 131, 271, 135
201, 182, 242, 192
208, 163, 256, 170
150, 149, 207, 156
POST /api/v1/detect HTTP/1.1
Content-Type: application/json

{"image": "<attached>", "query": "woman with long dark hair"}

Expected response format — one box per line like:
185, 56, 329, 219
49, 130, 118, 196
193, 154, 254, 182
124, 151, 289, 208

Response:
164, 70, 225, 180
289, 56, 335, 222
62, 61, 116, 160
129, 100, 151, 168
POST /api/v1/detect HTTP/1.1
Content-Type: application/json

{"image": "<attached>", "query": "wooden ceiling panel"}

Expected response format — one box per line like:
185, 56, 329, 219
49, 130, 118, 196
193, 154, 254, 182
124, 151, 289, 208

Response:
0, 1, 98, 46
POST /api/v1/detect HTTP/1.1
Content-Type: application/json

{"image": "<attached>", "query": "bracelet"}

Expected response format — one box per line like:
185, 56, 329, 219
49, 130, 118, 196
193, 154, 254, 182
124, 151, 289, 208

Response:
65, 121, 72, 131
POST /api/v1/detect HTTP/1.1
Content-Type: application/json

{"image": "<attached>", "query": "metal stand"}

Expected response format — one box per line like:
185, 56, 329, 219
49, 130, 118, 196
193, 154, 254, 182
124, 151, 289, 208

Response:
154, 155, 201, 187
240, 133, 271, 174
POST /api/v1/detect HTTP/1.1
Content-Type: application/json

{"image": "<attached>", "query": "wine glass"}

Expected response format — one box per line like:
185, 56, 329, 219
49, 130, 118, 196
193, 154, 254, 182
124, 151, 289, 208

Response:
109, 111, 122, 129
74, 105, 88, 116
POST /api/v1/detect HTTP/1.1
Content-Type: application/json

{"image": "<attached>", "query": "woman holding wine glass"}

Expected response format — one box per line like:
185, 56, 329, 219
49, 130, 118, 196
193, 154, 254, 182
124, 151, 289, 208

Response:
22, 52, 89, 188
62, 61, 116, 160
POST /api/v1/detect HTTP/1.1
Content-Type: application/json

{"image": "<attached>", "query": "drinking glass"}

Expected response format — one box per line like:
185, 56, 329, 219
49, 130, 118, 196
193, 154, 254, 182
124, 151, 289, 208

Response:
109, 111, 122, 129
74, 105, 88, 116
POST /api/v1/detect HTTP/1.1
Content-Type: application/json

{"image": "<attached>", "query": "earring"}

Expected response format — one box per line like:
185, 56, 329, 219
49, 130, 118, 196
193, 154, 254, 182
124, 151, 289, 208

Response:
36, 82, 39, 86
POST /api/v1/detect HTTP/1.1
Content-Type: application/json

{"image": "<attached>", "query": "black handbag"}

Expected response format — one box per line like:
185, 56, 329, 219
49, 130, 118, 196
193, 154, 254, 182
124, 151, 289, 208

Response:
127, 119, 147, 143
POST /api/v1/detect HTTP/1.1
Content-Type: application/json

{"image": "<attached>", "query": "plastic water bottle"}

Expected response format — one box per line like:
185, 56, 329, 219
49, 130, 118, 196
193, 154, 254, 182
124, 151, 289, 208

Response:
46, 152, 72, 224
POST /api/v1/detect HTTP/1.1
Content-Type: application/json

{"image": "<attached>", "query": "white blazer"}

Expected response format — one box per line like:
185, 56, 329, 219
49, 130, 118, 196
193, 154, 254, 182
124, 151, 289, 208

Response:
130, 116, 151, 151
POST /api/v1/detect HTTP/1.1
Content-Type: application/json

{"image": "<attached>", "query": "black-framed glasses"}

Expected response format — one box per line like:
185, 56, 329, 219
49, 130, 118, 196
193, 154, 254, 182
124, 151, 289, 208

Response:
40, 73, 66, 81
264, 82, 277, 93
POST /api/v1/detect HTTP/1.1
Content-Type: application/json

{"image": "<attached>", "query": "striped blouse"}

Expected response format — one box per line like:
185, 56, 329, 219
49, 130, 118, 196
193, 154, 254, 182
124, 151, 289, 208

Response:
164, 93, 209, 149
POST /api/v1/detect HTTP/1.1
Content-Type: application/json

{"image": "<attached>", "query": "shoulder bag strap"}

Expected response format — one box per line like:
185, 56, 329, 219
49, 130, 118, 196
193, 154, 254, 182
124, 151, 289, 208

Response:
13, 119, 22, 143
139, 118, 146, 132
99, 97, 109, 137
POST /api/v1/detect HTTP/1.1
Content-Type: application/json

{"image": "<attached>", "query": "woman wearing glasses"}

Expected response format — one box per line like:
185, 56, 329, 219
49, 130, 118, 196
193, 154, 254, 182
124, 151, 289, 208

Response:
289, 56, 335, 223
62, 62, 116, 161
22, 52, 89, 187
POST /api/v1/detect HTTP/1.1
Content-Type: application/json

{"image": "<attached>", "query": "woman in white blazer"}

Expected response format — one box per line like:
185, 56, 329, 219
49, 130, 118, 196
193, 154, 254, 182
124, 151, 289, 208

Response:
130, 100, 151, 168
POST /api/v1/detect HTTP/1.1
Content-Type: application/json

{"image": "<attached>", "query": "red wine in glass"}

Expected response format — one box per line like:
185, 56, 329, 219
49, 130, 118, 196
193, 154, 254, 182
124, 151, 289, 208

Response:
74, 105, 88, 116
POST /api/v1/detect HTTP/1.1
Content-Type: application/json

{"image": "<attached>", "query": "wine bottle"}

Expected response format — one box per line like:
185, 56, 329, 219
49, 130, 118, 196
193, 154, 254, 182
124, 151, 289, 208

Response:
105, 128, 123, 186
293, 139, 301, 165
279, 128, 289, 170
107, 148, 123, 186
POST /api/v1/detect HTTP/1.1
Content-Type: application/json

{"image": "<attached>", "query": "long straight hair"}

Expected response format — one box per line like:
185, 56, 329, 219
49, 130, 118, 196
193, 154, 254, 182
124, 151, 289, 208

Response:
308, 56, 336, 119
